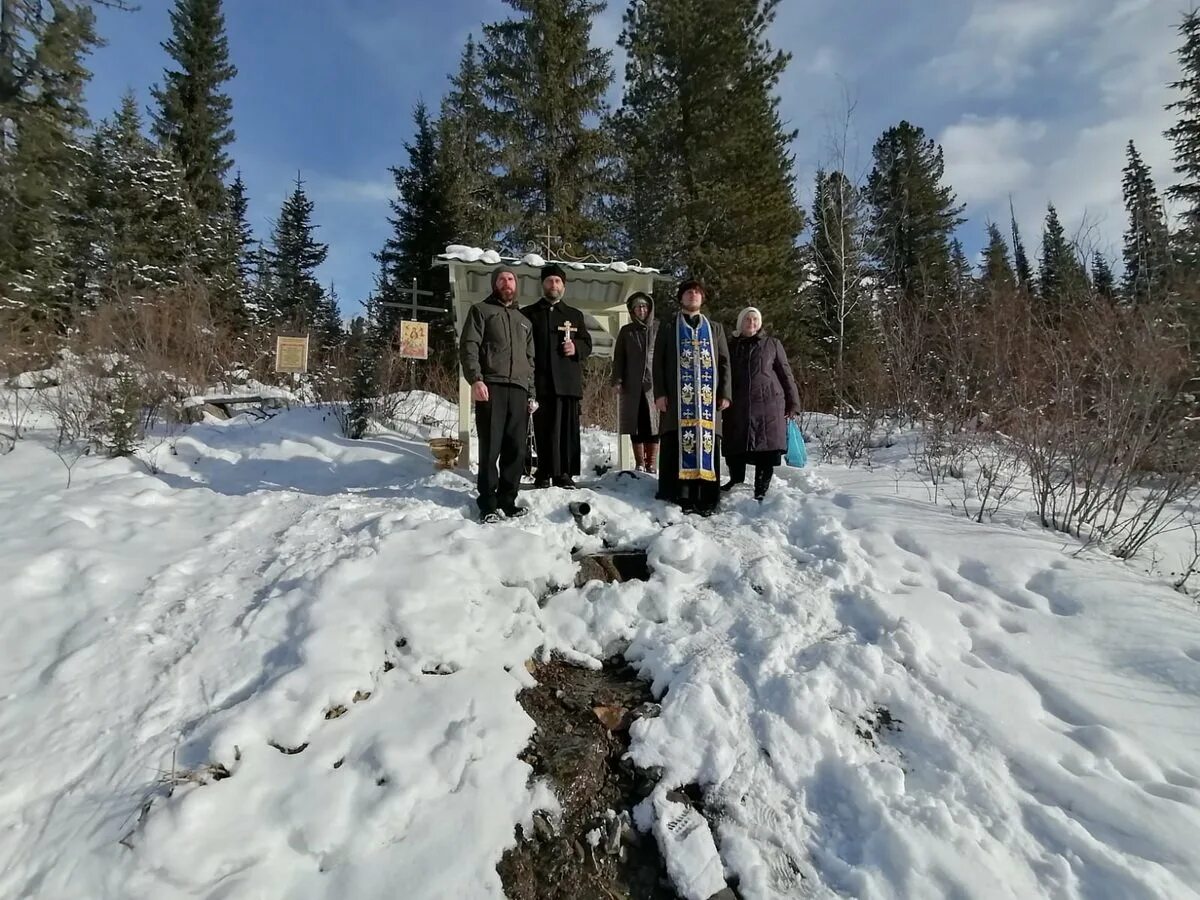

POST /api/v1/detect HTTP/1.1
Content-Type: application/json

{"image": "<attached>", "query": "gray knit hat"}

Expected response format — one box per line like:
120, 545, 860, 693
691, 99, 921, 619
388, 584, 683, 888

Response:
490, 264, 517, 291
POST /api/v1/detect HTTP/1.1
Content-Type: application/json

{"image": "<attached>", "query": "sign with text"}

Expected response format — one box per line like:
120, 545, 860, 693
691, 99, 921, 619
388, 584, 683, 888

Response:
274, 335, 310, 373
398, 320, 429, 360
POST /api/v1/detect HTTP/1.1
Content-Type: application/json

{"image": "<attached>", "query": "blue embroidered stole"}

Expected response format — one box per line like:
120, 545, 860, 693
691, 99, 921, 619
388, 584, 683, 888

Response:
676, 313, 718, 481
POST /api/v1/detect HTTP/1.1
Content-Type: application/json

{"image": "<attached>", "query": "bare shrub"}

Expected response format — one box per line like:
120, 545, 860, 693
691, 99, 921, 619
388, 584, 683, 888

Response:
582, 358, 616, 431
1000, 300, 1198, 556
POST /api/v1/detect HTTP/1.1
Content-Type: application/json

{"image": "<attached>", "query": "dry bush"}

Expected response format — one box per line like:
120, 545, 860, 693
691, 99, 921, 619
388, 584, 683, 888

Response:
582, 358, 617, 431
963, 292, 1199, 557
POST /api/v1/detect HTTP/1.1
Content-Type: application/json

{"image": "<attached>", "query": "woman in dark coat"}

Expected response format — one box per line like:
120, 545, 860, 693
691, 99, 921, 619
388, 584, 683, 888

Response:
722, 306, 800, 500
612, 292, 659, 472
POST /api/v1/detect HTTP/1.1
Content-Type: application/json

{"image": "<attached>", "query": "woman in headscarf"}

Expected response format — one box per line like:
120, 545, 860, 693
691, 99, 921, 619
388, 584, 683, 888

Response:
612, 291, 659, 472
722, 306, 800, 501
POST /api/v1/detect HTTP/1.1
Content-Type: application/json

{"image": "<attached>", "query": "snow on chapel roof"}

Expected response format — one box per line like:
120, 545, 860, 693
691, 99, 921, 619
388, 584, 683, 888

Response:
437, 244, 660, 276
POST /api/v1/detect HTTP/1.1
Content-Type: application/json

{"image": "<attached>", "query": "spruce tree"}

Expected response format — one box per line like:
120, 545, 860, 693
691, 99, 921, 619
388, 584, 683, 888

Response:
376, 101, 455, 362
346, 317, 377, 440
948, 238, 974, 308
865, 120, 964, 313
227, 171, 255, 278
1091, 252, 1116, 302
438, 36, 501, 247
979, 222, 1015, 295
98, 91, 198, 297
1010, 204, 1034, 293
1038, 203, 1088, 318
615, 0, 805, 335
150, 0, 237, 218
1166, 10, 1200, 261
246, 242, 275, 323
480, 0, 614, 252
1121, 140, 1172, 305
0, 1, 97, 316
808, 169, 868, 387
267, 175, 328, 326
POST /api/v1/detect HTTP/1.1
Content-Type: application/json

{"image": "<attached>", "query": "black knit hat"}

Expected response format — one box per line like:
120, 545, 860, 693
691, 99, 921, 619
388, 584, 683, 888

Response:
677, 278, 705, 302
541, 263, 567, 283
490, 264, 517, 290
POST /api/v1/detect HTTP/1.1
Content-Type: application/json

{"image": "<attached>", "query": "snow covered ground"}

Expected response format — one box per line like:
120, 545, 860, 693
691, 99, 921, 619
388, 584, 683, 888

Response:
1, 394, 1199, 899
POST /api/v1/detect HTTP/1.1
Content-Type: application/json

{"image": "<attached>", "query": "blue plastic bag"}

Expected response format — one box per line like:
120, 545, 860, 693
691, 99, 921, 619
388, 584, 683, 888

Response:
786, 419, 807, 468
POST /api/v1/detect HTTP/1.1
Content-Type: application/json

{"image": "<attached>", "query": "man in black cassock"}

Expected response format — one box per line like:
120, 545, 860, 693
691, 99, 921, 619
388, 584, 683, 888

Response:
523, 263, 592, 488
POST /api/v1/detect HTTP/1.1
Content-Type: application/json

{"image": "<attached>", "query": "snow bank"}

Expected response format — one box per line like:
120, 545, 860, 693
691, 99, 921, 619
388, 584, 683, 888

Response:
2, 403, 1199, 899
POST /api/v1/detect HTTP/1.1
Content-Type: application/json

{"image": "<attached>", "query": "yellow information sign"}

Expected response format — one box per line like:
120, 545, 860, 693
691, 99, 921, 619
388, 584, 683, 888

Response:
274, 336, 310, 373
398, 321, 429, 360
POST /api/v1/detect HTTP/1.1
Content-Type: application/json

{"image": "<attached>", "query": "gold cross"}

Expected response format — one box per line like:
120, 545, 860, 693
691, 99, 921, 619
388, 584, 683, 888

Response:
558, 321, 578, 344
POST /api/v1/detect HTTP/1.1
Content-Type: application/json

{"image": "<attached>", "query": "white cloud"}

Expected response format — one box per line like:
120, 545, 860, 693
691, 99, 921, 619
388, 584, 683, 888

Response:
308, 176, 394, 206
941, 116, 1047, 207
925, 0, 1085, 96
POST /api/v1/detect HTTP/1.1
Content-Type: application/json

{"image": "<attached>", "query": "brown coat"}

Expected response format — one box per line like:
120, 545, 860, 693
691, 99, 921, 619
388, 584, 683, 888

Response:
612, 297, 659, 435
652, 312, 732, 435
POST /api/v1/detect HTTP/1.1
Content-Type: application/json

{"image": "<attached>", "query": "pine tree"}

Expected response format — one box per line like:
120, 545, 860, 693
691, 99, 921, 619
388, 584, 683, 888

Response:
1166, 10, 1200, 261
948, 238, 974, 308
227, 170, 255, 279
245, 242, 274, 323
1009, 201, 1033, 293
979, 222, 1015, 295
808, 169, 868, 387
2, 1, 133, 151
96, 91, 198, 297
375, 101, 455, 362
1038, 203, 1088, 318
314, 282, 342, 357
438, 36, 501, 247
865, 120, 964, 312
1091, 251, 1116, 302
1121, 141, 1173, 305
267, 175, 328, 326
0, 1, 97, 316
99, 363, 142, 457
480, 0, 614, 252
150, 0, 237, 218
346, 317, 376, 440
615, 0, 805, 335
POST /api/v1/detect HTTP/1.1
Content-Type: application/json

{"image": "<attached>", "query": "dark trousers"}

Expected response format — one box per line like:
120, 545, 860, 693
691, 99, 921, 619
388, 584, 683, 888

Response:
726, 451, 779, 496
475, 383, 527, 513
532, 394, 581, 478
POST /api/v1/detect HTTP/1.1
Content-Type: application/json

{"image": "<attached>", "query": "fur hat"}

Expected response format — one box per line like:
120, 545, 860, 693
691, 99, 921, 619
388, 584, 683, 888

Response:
540, 263, 567, 283
736, 306, 763, 336
677, 278, 705, 302
490, 264, 517, 291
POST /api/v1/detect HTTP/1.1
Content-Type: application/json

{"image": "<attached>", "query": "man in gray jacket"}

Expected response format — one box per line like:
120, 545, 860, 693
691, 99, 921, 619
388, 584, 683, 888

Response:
459, 265, 537, 523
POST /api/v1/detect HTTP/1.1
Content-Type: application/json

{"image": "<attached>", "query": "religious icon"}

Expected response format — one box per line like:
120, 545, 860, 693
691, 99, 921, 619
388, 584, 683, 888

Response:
557, 321, 578, 346
398, 321, 429, 360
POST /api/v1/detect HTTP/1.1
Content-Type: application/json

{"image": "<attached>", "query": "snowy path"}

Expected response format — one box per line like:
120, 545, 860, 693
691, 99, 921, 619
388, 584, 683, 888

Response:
1, 408, 1199, 898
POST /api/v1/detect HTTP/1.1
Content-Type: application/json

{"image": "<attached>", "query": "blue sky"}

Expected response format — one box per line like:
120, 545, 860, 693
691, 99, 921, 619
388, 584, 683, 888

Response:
84, 0, 1182, 313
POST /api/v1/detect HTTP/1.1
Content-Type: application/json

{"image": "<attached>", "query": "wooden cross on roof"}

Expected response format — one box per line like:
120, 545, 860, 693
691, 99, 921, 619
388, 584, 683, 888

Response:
379, 279, 448, 320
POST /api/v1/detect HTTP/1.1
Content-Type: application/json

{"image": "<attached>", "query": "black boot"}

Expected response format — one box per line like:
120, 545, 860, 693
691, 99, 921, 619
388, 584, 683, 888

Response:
753, 466, 773, 501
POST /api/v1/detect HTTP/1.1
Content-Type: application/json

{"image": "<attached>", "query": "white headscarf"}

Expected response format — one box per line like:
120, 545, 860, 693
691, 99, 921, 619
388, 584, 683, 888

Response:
736, 306, 763, 336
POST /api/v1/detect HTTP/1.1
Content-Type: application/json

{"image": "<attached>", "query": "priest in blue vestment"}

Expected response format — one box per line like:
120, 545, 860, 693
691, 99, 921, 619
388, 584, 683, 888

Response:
652, 278, 733, 515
